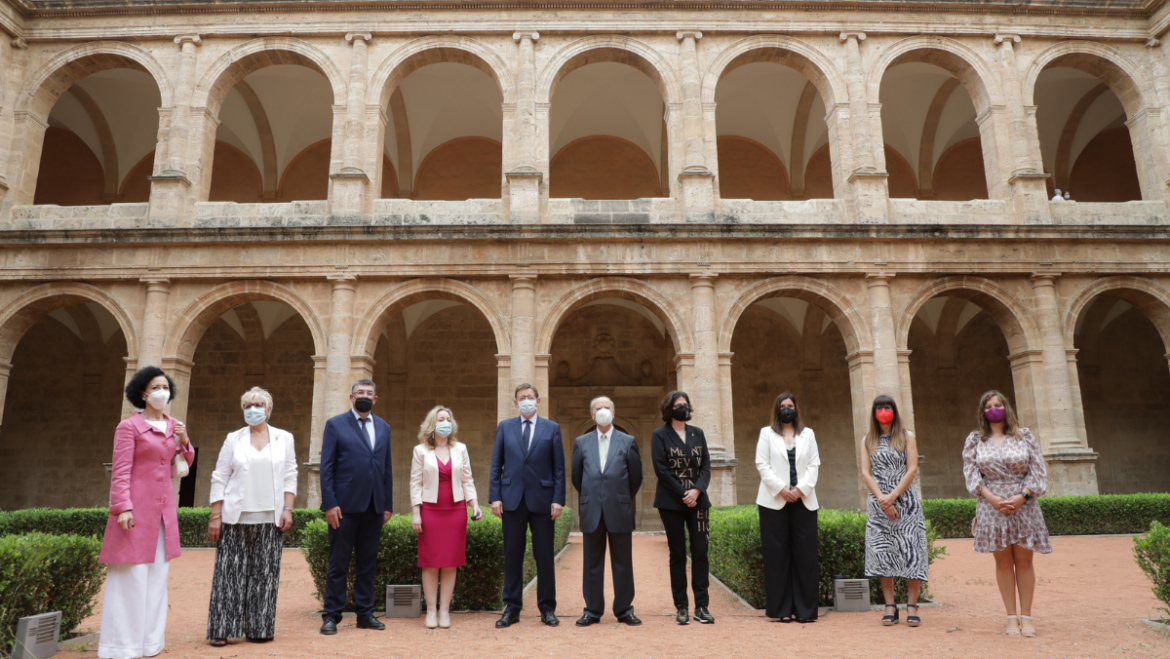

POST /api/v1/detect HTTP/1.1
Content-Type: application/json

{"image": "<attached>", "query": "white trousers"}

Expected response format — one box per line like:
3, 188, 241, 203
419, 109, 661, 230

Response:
98, 523, 169, 659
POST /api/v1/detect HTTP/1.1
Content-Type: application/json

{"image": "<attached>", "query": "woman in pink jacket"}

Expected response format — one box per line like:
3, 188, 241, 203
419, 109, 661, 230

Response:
97, 366, 194, 659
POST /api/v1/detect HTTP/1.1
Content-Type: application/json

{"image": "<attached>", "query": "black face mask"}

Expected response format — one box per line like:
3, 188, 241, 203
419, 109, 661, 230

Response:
778, 407, 797, 424
671, 405, 691, 422
354, 397, 374, 413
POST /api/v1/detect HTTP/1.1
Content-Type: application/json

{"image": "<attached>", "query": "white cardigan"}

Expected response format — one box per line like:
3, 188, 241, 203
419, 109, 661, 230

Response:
209, 425, 298, 525
755, 426, 821, 511
410, 442, 477, 507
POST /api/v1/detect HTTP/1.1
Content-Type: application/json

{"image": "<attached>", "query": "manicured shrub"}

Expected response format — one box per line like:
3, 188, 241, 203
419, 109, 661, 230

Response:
708, 506, 945, 608
0, 533, 105, 655
301, 508, 574, 612
1134, 520, 1170, 619
922, 493, 1170, 538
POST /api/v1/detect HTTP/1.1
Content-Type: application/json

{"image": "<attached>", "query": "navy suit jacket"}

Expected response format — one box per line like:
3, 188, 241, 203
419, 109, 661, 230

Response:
489, 415, 566, 512
319, 410, 393, 514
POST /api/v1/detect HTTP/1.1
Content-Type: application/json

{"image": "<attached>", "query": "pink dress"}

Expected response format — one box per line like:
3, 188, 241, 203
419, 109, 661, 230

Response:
962, 428, 1052, 554
417, 457, 468, 568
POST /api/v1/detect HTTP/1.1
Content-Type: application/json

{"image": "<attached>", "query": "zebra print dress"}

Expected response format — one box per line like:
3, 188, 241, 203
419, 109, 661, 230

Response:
864, 436, 929, 581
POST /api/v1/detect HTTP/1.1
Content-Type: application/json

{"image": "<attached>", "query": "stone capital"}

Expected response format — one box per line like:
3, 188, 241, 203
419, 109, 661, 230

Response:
1030, 272, 1061, 285
345, 32, 372, 43
513, 31, 540, 42
689, 273, 718, 287
865, 272, 895, 286
838, 31, 866, 42
509, 274, 538, 288
139, 276, 172, 289
1147, 37, 1161, 48
327, 273, 357, 287
10, 37, 27, 50
993, 33, 1021, 45
173, 35, 202, 46
676, 30, 703, 41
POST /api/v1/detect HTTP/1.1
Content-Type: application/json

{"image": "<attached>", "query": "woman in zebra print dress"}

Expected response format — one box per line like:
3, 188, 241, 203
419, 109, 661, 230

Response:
861, 395, 928, 627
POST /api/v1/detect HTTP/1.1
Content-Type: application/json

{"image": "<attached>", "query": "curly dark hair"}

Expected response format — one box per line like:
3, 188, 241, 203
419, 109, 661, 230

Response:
124, 366, 176, 410
660, 390, 692, 424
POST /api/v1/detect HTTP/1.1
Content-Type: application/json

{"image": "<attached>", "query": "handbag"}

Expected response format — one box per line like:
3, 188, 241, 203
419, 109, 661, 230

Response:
171, 430, 190, 479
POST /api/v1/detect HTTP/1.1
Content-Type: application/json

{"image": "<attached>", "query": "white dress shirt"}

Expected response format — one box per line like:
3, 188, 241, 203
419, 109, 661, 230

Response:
352, 408, 376, 449
598, 428, 611, 471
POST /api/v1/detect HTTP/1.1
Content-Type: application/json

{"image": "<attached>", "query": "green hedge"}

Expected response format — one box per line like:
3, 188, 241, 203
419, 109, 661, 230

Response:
0, 508, 325, 548
0, 533, 105, 656
708, 506, 945, 608
923, 493, 1170, 538
1134, 520, 1170, 618
302, 508, 574, 612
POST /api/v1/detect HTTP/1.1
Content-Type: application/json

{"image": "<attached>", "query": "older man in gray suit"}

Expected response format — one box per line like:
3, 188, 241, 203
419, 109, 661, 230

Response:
572, 395, 643, 626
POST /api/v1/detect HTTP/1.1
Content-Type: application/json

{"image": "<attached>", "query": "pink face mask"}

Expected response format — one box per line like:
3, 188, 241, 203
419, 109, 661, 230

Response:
984, 407, 1007, 424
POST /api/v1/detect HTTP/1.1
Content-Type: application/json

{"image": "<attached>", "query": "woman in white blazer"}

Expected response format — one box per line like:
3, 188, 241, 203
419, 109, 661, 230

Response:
410, 405, 482, 629
205, 387, 297, 646
755, 392, 821, 623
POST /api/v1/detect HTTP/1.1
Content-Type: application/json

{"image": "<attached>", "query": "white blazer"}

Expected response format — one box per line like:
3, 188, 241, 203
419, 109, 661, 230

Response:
209, 426, 298, 525
755, 426, 821, 511
410, 442, 478, 507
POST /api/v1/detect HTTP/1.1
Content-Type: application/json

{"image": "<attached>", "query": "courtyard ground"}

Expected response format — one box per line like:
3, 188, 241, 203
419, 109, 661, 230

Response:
58, 533, 1170, 659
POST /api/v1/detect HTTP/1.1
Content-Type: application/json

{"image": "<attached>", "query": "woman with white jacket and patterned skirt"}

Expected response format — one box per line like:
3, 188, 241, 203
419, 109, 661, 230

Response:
205, 387, 298, 647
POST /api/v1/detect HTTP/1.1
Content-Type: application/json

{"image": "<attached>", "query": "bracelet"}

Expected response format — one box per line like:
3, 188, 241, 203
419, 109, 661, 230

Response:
284, 507, 294, 512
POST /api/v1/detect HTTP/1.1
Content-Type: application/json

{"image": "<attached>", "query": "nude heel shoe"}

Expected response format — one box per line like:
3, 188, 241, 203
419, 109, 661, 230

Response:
1019, 615, 1036, 637
425, 610, 438, 629
438, 609, 451, 629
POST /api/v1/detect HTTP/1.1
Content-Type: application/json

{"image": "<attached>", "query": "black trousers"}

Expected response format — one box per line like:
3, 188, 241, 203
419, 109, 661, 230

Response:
502, 496, 557, 614
759, 501, 819, 620
207, 523, 283, 640
659, 507, 710, 609
582, 512, 634, 618
324, 501, 384, 620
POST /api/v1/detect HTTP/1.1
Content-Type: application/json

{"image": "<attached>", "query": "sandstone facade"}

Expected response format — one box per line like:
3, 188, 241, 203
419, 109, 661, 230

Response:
1, 0, 1169, 527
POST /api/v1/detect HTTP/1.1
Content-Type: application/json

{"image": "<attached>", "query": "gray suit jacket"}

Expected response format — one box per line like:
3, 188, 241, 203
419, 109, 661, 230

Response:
572, 428, 643, 535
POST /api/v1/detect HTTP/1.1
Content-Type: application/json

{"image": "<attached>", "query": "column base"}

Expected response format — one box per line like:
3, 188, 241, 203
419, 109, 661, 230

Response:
1043, 447, 1099, 496
678, 168, 715, 223
707, 451, 739, 506
506, 166, 543, 224
304, 459, 322, 509
329, 170, 371, 222
1008, 170, 1052, 225
847, 168, 889, 224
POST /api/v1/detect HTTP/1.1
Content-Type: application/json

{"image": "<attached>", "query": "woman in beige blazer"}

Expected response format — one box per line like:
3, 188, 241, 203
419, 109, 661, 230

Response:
755, 392, 821, 623
409, 406, 482, 629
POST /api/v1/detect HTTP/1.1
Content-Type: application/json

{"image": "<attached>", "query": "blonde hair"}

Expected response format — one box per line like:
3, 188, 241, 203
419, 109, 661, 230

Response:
417, 405, 459, 449
863, 395, 908, 455
976, 390, 1024, 441
240, 386, 273, 410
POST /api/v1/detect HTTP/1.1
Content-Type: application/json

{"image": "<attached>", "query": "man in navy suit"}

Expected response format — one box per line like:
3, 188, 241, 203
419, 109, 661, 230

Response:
319, 379, 393, 634
489, 383, 566, 627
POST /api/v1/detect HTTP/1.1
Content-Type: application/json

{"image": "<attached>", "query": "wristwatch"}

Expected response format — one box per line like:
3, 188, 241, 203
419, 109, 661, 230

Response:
1021, 491, 1031, 502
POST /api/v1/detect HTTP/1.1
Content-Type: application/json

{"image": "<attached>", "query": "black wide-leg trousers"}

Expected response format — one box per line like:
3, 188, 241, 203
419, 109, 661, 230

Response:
758, 501, 819, 621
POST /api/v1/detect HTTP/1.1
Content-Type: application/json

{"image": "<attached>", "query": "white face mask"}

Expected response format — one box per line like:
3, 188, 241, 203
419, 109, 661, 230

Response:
594, 408, 614, 427
146, 389, 169, 411
244, 407, 267, 426
517, 399, 538, 416
434, 421, 453, 438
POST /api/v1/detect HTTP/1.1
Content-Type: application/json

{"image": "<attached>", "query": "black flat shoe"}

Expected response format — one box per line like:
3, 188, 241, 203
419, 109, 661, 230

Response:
881, 604, 899, 626
356, 617, 385, 630
906, 604, 921, 627
319, 618, 338, 635
616, 612, 642, 626
496, 610, 520, 628
675, 607, 689, 625
693, 607, 715, 624
576, 613, 601, 627
541, 610, 559, 627
246, 636, 273, 643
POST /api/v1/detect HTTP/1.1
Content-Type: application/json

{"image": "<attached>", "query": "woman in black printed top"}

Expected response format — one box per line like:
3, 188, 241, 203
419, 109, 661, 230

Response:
651, 390, 713, 626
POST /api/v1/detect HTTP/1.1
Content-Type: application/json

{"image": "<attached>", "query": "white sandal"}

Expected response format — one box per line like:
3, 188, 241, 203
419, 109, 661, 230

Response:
1019, 615, 1035, 637
1005, 615, 1020, 637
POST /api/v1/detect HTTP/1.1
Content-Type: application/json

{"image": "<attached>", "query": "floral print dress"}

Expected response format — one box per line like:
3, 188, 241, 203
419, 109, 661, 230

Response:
961, 428, 1052, 554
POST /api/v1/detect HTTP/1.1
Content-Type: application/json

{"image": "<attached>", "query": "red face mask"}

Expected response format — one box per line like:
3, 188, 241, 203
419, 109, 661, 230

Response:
875, 409, 895, 425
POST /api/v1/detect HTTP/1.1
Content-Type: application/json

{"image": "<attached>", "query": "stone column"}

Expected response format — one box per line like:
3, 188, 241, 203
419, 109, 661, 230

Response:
149, 36, 200, 224
689, 275, 736, 504
509, 274, 538, 406
0, 360, 12, 426
330, 33, 373, 220
864, 275, 904, 404
507, 32, 543, 224
896, 349, 916, 431
324, 275, 357, 416
676, 32, 715, 222
1030, 274, 1098, 495
495, 354, 512, 424
137, 277, 171, 368
160, 357, 194, 422
306, 354, 328, 507
840, 32, 889, 224
846, 350, 877, 505
994, 34, 1052, 224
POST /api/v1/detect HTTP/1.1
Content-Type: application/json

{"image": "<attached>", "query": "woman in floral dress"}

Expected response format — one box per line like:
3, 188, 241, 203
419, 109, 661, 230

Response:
962, 390, 1051, 638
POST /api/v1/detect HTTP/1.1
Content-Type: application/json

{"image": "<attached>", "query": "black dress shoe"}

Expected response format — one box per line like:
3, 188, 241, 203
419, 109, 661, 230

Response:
319, 618, 338, 635
693, 607, 715, 624
675, 607, 689, 625
356, 617, 385, 630
541, 610, 559, 627
575, 613, 601, 627
496, 610, 520, 628
616, 612, 642, 626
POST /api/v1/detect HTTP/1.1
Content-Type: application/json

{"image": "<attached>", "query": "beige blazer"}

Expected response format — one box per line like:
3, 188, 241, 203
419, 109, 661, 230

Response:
755, 426, 821, 511
410, 442, 478, 507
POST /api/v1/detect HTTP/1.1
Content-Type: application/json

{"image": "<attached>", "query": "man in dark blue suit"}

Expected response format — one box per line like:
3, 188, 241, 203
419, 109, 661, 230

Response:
489, 383, 565, 627
319, 379, 393, 634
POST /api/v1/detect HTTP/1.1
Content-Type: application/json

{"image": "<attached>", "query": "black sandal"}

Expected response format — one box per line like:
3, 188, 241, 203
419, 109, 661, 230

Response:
210, 639, 227, 647
881, 604, 899, 626
906, 604, 920, 627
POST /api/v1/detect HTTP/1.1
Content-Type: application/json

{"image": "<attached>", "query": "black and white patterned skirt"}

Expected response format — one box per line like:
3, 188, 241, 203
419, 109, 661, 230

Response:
207, 522, 283, 640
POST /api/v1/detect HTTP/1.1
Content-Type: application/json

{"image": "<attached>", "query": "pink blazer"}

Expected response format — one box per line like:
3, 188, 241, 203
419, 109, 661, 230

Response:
98, 412, 195, 565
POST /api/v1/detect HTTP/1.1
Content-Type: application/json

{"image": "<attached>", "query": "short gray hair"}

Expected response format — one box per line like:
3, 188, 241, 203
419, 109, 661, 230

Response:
240, 386, 273, 410
351, 379, 376, 394
589, 396, 614, 413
